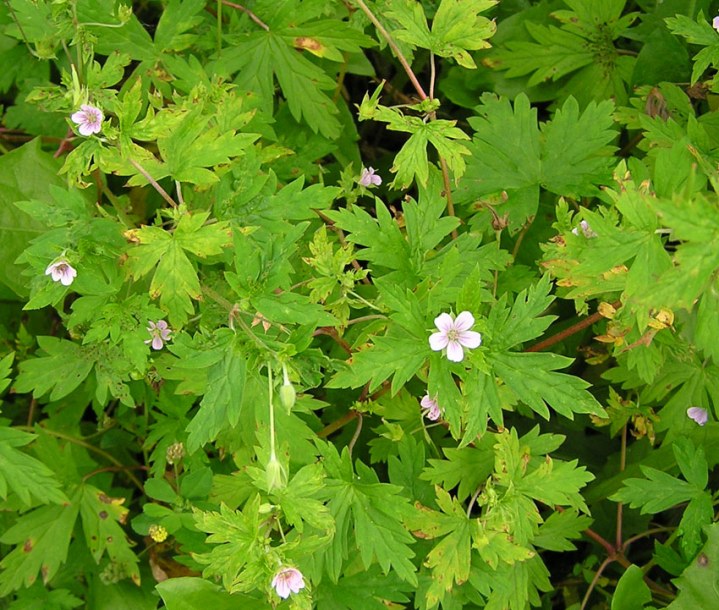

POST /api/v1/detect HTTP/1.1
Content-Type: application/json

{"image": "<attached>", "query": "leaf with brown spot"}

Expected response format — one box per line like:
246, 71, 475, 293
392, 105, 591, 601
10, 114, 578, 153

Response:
79, 484, 140, 585
0, 500, 79, 596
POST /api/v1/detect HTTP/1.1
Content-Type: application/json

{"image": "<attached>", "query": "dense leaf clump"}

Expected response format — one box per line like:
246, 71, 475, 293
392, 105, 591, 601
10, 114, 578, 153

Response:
1, 1, 719, 609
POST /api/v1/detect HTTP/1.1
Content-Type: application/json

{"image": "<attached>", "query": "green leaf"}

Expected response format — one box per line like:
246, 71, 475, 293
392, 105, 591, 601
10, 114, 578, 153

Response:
150, 108, 259, 186
0, 427, 68, 507
153, 0, 206, 53
14, 337, 95, 402
186, 338, 247, 453
610, 467, 697, 514
516, 457, 594, 512
458, 94, 616, 229
487, 275, 555, 350
322, 446, 417, 585
667, 523, 719, 609
329, 326, 426, 394
420, 440, 495, 502
316, 566, 412, 610
0, 500, 80, 596
79, 485, 140, 586
533, 509, 593, 552
673, 438, 708, 489
0, 352, 14, 395
272, 463, 334, 534
126, 211, 232, 326
78, 4, 156, 61
388, 0, 497, 68
404, 486, 473, 606
224, 32, 342, 138
492, 0, 636, 103
612, 564, 653, 610
327, 201, 413, 277
489, 351, 606, 420
193, 495, 269, 594
430, 0, 497, 68
157, 577, 266, 610
0, 139, 61, 297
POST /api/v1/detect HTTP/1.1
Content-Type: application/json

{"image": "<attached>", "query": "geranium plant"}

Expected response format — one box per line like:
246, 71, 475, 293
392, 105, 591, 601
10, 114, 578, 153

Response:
1, 1, 718, 609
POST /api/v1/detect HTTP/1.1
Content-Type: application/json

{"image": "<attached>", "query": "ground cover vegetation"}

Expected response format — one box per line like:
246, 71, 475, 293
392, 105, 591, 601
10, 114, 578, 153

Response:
1, 0, 719, 608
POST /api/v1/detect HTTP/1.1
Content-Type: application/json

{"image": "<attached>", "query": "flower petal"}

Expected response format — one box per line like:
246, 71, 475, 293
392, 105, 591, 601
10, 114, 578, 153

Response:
687, 407, 708, 426
429, 331, 449, 351
151, 336, 164, 350
454, 311, 475, 332
434, 313, 455, 333
458, 330, 482, 349
420, 394, 437, 410
446, 340, 464, 362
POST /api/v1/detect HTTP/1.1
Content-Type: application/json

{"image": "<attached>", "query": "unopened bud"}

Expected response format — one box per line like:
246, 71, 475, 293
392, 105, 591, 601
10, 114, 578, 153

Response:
279, 383, 296, 412
117, 4, 133, 23
279, 364, 296, 412
266, 454, 287, 491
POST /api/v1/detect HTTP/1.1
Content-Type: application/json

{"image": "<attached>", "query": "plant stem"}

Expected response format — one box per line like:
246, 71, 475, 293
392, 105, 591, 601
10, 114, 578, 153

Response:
128, 158, 178, 208
616, 424, 627, 549
268, 362, 276, 458
221, 0, 270, 31
525, 300, 622, 352
352, 0, 427, 100
216, 0, 223, 55
19, 426, 144, 492
439, 157, 459, 239
348, 412, 363, 456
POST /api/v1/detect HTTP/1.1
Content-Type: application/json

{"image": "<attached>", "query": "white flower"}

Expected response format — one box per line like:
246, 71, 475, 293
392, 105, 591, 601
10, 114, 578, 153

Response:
421, 394, 441, 421
70, 104, 104, 136
713, 16, 719, 32
571, 220, 597, 238
359, 166, 382, 187
45, 260, 77, 286
271, 567, 305, 599
429, 311, 482, 362
687, 407, 708, 426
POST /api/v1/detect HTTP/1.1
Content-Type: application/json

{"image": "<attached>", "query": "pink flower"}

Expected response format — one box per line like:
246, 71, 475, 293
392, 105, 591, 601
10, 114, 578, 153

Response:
271, 567, 305, 599
429, 311, 482, 362
571, 220, 597, 238
359, 166, 382, 187
713, 16, 719, 31
687, 407, 708, 426
45, 259, 77, 286
145, 320, 171, 350
421, 394, 441, 421
71, 104, 104, 136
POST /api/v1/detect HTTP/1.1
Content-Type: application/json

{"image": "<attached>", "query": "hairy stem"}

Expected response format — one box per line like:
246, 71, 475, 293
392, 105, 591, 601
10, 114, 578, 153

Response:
352, 0, 427, 100
128, 158, 178, 208
221, 0, 270, 31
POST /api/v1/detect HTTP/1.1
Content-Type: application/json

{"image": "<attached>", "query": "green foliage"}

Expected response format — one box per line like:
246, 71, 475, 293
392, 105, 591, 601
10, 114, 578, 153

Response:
1, 0, 719, 608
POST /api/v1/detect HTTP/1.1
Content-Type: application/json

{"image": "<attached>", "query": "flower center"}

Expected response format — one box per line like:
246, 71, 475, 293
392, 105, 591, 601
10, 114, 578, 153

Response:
447, 328, 460, 341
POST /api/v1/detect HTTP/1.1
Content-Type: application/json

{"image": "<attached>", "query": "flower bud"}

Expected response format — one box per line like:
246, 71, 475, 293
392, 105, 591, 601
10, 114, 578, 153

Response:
279, 382, 296, 412
266, 453, 287, 491
279, 364, 296, 412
